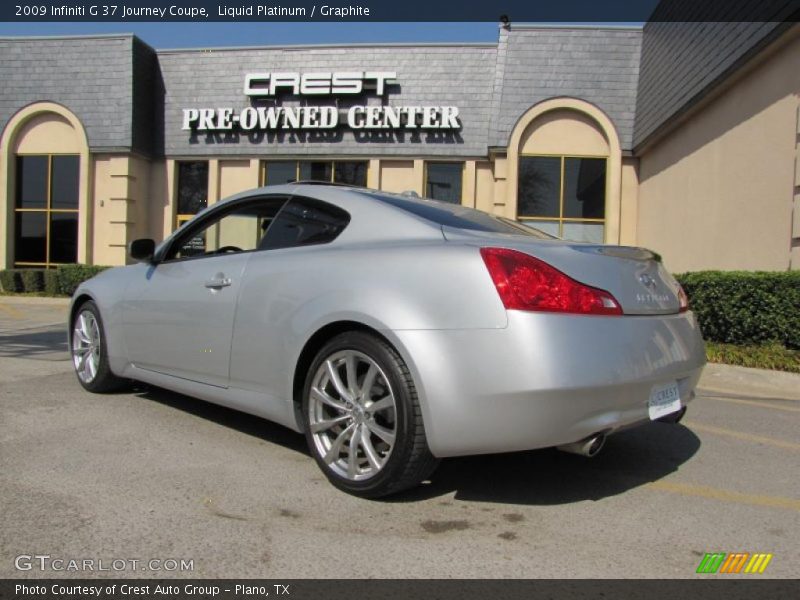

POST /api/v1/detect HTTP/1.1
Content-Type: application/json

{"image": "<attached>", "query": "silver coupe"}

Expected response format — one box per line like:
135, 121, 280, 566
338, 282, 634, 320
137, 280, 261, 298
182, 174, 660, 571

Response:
69, 182, 706, 497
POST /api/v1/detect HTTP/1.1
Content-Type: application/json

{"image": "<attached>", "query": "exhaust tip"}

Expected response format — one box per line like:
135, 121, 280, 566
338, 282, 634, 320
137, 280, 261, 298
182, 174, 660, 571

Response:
557, 433, 606, 458
586, 434, 605, 457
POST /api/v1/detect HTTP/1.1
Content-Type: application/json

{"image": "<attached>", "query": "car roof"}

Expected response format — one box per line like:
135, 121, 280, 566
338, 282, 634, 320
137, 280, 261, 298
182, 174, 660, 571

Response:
189, 183, 447, 245
183, 182, 551, 245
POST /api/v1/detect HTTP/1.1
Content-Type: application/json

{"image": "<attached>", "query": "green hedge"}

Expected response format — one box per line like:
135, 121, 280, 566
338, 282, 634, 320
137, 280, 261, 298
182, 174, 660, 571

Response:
0, 269, 22, 293
21, 269, 44, 293
706, 341, 800, 373
55, 264, 109, 296
0, 265, 109, 296
44, 269, 60, 296
675, 271, 800, 350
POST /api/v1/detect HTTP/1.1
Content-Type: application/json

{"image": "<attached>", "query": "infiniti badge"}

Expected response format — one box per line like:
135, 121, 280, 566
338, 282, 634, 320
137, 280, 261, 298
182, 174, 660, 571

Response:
638, 273, 656, 289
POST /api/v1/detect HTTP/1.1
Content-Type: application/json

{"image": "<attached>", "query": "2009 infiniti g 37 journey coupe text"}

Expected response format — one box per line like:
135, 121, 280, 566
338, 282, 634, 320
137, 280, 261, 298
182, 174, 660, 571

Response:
70, 182, 705, 498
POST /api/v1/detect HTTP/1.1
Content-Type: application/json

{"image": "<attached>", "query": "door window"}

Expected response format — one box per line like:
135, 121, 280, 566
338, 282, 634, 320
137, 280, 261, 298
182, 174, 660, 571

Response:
165, 195, 351, 261
166, 197, 288, 261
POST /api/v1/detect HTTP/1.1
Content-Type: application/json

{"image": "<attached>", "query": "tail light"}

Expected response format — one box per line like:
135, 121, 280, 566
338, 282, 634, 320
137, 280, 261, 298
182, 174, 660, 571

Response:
678, 284, 689, 313
480, 247, 623, 316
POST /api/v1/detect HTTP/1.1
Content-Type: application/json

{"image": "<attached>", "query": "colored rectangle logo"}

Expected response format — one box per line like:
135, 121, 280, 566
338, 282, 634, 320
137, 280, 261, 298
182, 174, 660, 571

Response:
696, 552, 773, 574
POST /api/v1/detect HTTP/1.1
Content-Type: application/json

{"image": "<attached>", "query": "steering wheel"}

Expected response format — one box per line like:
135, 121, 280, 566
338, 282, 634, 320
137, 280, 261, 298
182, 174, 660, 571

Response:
214, 245, 243, 254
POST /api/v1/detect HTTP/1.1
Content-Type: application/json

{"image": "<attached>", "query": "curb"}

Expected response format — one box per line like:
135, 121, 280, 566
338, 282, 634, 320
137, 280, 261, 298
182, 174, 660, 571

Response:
699, 362, 800, 401
0, 296, 71, 306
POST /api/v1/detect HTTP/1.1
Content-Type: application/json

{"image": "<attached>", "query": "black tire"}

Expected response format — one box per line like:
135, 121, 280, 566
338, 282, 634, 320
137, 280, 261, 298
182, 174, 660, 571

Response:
70, 300, 127, 393
302, 331, 439, 498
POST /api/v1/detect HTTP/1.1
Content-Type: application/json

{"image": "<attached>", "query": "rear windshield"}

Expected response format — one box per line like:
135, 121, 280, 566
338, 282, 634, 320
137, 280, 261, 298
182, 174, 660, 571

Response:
366, 191, 555, 239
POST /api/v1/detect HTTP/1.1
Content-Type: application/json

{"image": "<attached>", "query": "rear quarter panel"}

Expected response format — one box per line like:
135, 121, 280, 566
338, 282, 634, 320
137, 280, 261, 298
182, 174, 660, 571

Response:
229, 239, 507, 407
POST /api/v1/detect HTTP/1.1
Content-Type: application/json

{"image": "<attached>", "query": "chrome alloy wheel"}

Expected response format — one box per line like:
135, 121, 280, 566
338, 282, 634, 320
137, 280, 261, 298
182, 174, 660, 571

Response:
72, 310, 101, 384
308, 350, 397, 481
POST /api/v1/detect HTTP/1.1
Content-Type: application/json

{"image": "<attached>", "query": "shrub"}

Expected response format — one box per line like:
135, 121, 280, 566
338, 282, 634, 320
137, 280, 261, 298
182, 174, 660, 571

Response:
56, 264, 110, 296
0, 269, 23, 293
675, 271, 800, 350
705, 341, 800, 373
20, 269, 45, 293
44, 269, 60, 296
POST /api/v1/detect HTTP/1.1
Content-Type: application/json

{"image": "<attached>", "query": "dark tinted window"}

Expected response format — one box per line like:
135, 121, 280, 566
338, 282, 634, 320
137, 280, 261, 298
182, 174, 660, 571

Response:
518, 156, 560, 218
16, 156, 48, 208
334, 162, 368, 186
51, 155, 80, 209
177, 161, 208, 215
426, 162, 462, 203
261, 197, 350, 250
563, 158, 606, 219
299, 161, 332, 182
264, 162, 297, 185
370, 192, 554, 238
49, 212, 79, 263
14, 212, 47, 262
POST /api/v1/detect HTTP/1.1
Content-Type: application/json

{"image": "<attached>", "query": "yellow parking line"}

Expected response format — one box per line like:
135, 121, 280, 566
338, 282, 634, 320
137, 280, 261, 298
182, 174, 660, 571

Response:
685, 420, 800, 451
699, 395, 800, 413
0, 302, 24, 319
648, 481, 800, 512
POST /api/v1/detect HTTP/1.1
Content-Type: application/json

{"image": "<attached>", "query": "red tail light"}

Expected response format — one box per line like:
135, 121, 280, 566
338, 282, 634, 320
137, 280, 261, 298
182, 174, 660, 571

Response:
678, 284, 689, 313
479, 247, 623, 316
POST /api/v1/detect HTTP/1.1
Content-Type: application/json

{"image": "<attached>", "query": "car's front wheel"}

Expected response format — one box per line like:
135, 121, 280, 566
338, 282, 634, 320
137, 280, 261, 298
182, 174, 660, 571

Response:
71, 300, 127, 393
302, 331, 438, 498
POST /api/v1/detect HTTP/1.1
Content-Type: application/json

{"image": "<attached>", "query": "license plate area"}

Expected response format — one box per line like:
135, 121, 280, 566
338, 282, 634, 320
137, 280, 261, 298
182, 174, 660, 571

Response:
648, 380, 681, 420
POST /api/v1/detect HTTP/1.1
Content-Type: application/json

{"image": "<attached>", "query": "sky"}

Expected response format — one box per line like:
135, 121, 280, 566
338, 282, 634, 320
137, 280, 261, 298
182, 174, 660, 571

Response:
0, 22, 504, 48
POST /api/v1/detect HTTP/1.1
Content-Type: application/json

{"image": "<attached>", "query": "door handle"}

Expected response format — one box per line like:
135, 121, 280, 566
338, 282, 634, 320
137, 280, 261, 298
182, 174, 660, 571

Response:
205, 276, 232, 289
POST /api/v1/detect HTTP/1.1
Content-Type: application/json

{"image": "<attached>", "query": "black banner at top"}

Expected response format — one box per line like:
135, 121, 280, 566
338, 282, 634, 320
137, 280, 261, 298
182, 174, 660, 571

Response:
2, 0, 800, 22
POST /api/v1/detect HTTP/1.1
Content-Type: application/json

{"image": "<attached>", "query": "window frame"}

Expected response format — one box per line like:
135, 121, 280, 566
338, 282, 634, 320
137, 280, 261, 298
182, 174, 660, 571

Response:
261, 160, 369, 187
13, 153, 80, 268
517, 153, 607, 241
160, 195, 290, 264
423, 161, 465, 204
158, 194, 350, 264
259, 194, 352, 251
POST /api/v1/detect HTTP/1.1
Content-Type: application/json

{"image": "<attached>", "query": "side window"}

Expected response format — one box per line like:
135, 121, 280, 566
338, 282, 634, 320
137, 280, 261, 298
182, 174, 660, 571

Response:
166, 197, 288, 261
261, 197, 350, 250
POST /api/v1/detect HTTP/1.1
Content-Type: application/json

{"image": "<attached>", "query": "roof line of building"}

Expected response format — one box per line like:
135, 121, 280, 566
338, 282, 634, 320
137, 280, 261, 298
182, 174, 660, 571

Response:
156, 41, 498, 54
0, 32, 499, 53
0, 32, 138, 42
509, 23, 644, 31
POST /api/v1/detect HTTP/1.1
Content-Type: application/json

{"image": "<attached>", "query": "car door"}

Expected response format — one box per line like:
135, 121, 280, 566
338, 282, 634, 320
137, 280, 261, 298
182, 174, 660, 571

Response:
122, 196, 288, 387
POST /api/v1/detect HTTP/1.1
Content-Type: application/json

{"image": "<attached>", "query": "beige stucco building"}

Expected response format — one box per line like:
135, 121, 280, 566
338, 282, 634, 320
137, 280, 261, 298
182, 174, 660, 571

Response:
1, 13, 799, 273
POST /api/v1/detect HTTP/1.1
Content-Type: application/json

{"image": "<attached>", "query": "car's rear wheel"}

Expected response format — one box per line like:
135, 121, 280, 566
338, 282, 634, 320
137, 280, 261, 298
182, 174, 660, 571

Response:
302, 331, 438, 498
71, 300, 127, 393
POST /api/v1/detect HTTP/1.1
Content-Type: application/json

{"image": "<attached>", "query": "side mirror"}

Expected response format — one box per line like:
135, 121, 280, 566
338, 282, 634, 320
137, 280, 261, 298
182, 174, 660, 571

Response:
129, 238, 156, 263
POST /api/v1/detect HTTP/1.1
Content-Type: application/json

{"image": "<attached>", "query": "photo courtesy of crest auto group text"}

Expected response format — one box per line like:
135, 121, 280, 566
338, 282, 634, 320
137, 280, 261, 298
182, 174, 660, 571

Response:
0, 0, 798, 596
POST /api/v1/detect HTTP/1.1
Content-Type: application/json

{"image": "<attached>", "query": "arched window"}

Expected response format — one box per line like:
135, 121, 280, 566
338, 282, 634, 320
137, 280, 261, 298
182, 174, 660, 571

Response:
506, 99, 623, 244
1, 104, 89, 269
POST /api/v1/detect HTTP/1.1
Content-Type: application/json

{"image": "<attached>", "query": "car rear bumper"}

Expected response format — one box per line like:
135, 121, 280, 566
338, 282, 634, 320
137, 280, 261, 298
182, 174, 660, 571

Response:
390, 310, 706, 457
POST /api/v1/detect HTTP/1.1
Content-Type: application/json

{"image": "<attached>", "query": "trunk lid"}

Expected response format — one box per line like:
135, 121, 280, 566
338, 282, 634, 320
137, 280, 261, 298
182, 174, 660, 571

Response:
442, 226, 682, 315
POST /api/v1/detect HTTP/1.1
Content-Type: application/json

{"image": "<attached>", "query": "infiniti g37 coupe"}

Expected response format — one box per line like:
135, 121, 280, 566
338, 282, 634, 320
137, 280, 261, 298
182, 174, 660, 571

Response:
69, 183, 706, 497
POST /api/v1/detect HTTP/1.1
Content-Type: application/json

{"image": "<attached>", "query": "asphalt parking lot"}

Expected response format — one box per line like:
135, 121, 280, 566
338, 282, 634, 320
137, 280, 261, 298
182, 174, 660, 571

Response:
1, 297, 798, 578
